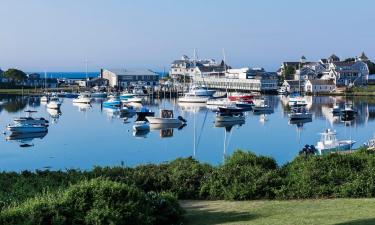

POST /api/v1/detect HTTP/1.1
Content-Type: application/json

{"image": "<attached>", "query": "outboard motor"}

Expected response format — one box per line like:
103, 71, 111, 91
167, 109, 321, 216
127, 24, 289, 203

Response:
177, 116, 187, 123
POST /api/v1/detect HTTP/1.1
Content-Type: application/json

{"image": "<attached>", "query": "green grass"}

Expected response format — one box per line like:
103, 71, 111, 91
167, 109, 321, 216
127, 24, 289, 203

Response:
182, 199, 375, 225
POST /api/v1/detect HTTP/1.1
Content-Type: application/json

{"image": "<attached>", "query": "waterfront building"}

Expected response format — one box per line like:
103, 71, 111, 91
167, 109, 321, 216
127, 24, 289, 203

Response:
282, 80, 301, 93
321, 61, 369, 86
169, 55, 228, 79
101, 69, 159, 88
304, 79, 335, 94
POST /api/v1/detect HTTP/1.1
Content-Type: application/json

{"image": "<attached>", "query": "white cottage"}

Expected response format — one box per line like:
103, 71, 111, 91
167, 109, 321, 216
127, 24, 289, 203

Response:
304, 79, 335, 94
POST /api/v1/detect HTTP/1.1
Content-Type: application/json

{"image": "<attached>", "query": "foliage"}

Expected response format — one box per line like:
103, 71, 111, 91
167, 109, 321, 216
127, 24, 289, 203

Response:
3, 69, 27, 82
366, 61, 375, 74
0, 179, 184, 225
282, 65, 296, 80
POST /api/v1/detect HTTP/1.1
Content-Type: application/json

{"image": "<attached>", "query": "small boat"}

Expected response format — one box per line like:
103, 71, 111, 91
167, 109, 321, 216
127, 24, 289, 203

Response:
218, 105, 244, 114
215, 112, 245, 123
91, 92, 107, 98
315, 129, 356, 155
228, 93, 253, 101
73, 93, 91, 104
178, 94, 210, 103
136, 107, 155, 121
187, 85, 216, 97
120, 92, 135, 100
133, 121, 150, 131
235, 100, 254, 110
146, 109, 186, 125
46, 96, 62, 109
207, 98, 231, 106
7, 123, 48, 134
13, 110, 49, 126
288, 107, 312, 120
121, 95, 143, 103
288, 95, 307, 107
103, 95, 121, 107
252, 99, 273, 114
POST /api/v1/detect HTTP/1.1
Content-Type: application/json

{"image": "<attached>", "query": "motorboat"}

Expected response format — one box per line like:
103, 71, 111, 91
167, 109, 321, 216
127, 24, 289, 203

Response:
187, 85, 216, 97
218, 105, 244, 114
13, 110, 49, 126
288, 107, 312, 120
178, 94, 210, 103
6, 123, 48, 134
228, 93, 253, 101
125, 96, 143, 103
207, 98, 231, 106
136, 107, 155, 121
235, 100, 254, 110
146, 109, 186, 125
215, 112, 245, 123
315, 129, 356, 155
103, 95, 121, 108
252, 99, 273, 114
73, 93, 91, 104
133, 121, 150, 131
91, 92, 107, 98
46, 96, 62, 109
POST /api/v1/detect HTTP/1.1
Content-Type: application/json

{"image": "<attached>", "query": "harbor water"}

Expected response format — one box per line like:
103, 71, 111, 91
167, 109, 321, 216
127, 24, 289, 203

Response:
0, 94, 374, 171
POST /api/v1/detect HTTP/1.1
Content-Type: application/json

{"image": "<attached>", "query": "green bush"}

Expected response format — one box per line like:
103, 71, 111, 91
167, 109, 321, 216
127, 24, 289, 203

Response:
0, 179, 184, 225
200, 150, 281, 200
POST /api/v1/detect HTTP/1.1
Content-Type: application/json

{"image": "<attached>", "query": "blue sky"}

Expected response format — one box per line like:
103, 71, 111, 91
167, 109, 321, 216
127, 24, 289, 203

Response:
0, 0, 374, 72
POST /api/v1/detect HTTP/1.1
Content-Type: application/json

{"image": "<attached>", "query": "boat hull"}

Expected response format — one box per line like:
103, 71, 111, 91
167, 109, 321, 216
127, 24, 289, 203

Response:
7, 125, 48, 134
146, 117, 183, 125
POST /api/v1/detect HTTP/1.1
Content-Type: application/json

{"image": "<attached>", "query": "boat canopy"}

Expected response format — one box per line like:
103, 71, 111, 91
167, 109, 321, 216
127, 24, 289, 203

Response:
161, 110, 174, 118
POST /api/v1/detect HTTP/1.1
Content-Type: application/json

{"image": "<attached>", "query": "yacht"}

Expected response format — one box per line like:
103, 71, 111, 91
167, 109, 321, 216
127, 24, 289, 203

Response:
288, 107, 312, 120
7, 123, 48, 134
103, 95, 121, 108
178, 94, 210, 103
13, 110, 49, 126
146, 109, 186, 125
315, 129, 356, 155
46, 96, 62, 109
187, 85, 216, 97
252, 99, 273, 113
73, 93, 92, 104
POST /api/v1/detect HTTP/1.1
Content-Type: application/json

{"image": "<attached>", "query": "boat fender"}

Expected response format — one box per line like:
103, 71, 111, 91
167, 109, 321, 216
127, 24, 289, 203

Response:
177, 116, 187, 123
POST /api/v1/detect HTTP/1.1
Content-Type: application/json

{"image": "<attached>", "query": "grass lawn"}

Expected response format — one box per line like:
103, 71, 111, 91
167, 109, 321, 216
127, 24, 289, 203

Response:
182, 199, 375, 225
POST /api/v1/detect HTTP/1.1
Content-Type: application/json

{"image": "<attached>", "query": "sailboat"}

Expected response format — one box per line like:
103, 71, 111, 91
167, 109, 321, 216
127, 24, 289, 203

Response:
40, 71, 49, 103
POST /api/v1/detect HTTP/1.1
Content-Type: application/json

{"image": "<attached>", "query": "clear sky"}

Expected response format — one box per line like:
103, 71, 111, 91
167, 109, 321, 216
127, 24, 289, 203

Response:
0, 0, 374, 72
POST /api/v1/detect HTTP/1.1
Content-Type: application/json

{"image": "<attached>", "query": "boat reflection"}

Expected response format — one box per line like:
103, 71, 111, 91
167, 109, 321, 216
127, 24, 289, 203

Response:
178, 102, 207, 112
133, 129, 150, 138
149, 123, 186, 138
6, 131, 48, 147
214, 120, 245, 131
289, 118, 312, 126
73, 102, 92, 112
47, 108, 62, 123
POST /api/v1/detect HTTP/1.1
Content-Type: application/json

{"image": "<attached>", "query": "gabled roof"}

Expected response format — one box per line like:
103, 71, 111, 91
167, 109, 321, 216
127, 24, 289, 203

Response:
283, 80, 300, 87
331, 61, 356, 67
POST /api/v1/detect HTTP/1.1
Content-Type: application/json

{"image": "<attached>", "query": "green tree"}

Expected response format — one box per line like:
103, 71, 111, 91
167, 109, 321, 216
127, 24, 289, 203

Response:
282, 65, 296, 81
3, 69, 27, 82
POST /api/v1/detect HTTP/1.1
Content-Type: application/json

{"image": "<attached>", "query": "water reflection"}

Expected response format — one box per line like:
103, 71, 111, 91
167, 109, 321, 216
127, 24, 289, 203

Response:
6, 131, 48, 147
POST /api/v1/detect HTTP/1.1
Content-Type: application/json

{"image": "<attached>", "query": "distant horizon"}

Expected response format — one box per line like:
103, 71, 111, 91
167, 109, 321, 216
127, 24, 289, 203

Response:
1, 0, 374, 72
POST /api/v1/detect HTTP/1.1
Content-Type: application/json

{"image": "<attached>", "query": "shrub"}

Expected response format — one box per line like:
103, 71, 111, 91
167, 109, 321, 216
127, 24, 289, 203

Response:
0, 179, 184, 225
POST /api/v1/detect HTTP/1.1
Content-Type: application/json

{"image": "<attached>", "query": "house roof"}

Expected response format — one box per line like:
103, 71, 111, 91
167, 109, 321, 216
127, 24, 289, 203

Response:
307, 79, 335, 85
105, 69, 158, 76
283, 80, 300, 87
331, 61, 356, 67
320, 58, 328, 63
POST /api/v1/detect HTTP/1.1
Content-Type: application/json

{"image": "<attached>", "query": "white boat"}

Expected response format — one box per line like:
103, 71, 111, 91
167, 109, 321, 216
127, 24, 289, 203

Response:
103, 95, 121, 107
125, 96, 143, 103
289, 96, 307, 107
252, 99, 273, 113
46, 96, 62, 109
187, 85, 216, 97
288, 107, 312, 120
315, 129, 356, 155
7, 123, 48, 134
73, 93, 92, 104
207, 98, 231, 106
215, 112, 245, 123
178, 94, 210, 103
133, 121, 150, 131
120, 92, 135, 100
13, 110, 49, 126
146, 109, 186, 125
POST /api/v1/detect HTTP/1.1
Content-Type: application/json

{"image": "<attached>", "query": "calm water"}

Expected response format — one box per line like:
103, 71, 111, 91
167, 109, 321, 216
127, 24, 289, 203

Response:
0, 94, 374, 171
